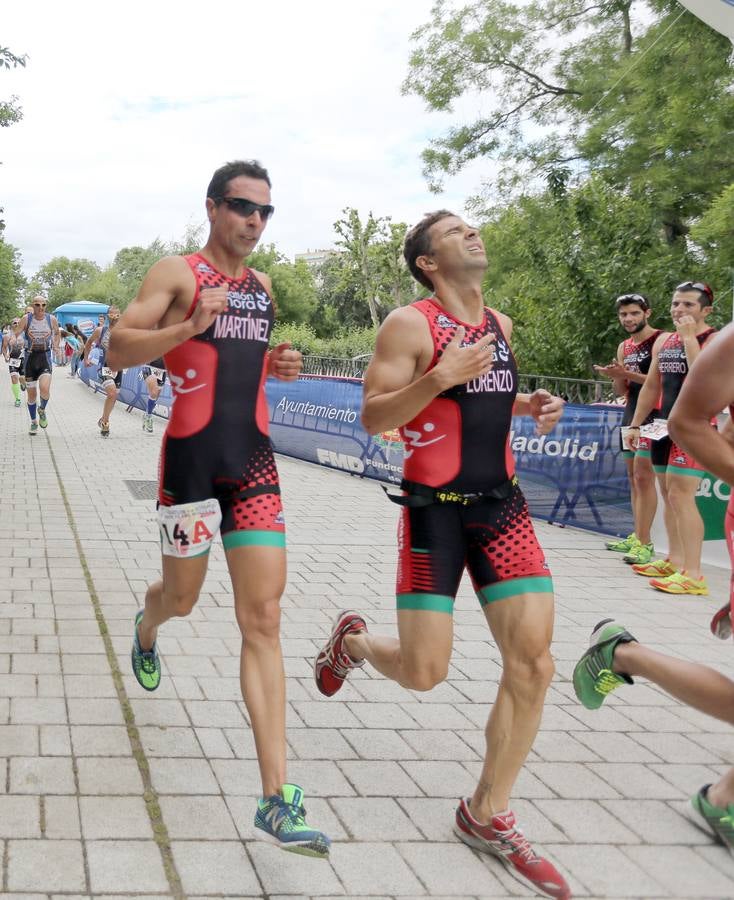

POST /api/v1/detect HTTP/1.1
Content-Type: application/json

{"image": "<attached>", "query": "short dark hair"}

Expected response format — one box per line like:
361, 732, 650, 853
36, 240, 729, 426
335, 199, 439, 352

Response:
675, 281, 714, 307
615, 293, 650, 312
206, 160, 271, 200
403, 210, 455, 290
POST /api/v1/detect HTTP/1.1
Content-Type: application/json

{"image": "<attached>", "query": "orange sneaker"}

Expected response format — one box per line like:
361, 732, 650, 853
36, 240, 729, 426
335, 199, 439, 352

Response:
631, 558, 676, 578
649, 571, 708, 596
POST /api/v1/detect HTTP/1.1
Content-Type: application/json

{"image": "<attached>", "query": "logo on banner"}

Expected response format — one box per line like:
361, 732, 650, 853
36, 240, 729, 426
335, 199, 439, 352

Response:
316, 448, 365, 473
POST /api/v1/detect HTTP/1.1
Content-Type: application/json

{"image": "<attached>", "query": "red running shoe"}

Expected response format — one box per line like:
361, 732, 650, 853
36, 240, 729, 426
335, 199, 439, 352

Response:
455, 798, 571, 899
314, 610, 367, 697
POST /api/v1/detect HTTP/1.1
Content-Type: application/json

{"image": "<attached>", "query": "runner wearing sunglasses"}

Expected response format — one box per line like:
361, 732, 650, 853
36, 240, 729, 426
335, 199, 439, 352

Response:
594, 294, 662, 565
106, 160, 330, 858
14, 297, 60, 435
625, 281, 717, 594
2, 318, 25, 407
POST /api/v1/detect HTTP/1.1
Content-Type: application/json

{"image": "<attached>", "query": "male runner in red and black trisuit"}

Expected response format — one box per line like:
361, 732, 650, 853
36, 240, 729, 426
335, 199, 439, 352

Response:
574, 322, 734, 853
83, 306, 123, 437
314, 211, 570, 899
107, 160, 330, 857
626, 282, 717, 595
14, 296, 60, 435
594, 294, 661, 565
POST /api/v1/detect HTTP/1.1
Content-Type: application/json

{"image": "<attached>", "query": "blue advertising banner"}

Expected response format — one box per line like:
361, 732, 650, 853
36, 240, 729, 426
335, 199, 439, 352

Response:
266, 375, 633, 537
80, 367, 633, 537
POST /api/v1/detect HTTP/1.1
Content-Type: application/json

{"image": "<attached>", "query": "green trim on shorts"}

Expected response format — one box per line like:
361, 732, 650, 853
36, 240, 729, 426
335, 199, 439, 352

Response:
667, 465, 704, 479
479, 575, 554, 606
222, 530, 286, 550
621, 449, 634, 460
636, 448, 651, 458
653, 464, 667, 474
411, 547, 429, 554
396, 593, 454, 614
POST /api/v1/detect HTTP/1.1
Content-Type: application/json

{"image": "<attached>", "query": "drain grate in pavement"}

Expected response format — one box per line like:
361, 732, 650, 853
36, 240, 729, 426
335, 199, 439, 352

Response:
124, 480, 159, 500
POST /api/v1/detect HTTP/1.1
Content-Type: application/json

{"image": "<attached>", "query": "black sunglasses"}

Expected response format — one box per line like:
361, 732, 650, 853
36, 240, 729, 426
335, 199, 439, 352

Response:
33, 303, 47, 308
676, 281, 713, 301
615, 293, 649, 310
219, 196, 274, 221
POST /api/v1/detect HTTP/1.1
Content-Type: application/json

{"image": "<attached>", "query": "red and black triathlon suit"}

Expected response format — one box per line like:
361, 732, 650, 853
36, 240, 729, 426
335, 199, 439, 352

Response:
620, 331, 661, 455
395, 298, 552, 614
652, 328, 716, 475
158, 253, 284, 549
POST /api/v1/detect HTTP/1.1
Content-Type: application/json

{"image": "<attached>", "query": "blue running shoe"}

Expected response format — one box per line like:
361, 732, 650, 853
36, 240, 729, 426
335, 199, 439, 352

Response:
131, 610, 161, 691
254, 783, 330, 858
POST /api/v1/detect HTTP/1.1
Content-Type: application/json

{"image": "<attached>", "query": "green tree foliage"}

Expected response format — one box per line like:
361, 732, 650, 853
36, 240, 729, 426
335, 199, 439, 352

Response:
690, 184, 734, 310
404, 1, 734, 240
0, 46, 26, 131
0, 237, 25, 322
248, 244, 318, 325
482, 176, 691, 377
32, 257, 101, 309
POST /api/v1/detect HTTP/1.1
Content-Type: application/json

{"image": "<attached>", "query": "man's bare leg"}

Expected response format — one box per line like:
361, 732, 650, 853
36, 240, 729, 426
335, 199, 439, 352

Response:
666, 471, 704, 579
226, 544, 287, 797
633, 455, 657, 545
656, 472, 684, 569
614, 641, 734, 726
470, 592, 555, 819
344, 608, 453, 692
101, 385, 118, 425
137, 553, 210, 651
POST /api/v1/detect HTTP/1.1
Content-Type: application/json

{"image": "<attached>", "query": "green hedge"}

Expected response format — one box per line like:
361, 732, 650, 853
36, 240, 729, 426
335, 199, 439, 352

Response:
271, 323, 377, 358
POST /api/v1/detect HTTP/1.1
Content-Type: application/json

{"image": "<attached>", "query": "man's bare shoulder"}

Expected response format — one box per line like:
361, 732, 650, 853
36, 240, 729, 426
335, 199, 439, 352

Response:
250, 268, 273, 293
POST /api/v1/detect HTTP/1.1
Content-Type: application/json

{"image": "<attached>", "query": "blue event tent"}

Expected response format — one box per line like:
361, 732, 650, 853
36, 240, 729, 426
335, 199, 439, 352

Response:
52, 301, 110, 335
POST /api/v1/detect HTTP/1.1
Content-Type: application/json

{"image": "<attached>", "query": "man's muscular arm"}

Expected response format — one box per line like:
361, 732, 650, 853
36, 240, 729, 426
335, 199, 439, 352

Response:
107, 257, 226, 370
361, 307, 495, 435
669, 324, 734, 486
629, 333, 666, 429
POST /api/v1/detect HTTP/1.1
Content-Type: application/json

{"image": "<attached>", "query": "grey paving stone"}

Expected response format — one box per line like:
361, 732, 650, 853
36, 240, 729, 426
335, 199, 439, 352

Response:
536, 798, 639, 844
340, 728, 417, 760
9, 757, 75, 794
332, 797, 422, 840
171, 840, 261, 895
0, 796, 40, 837
7, 839, 86, 892
330, 842, 424, 895
44, 796, 82, 839
248, 842, 343, 894
137, 725, 203, 758
587, 762, 684, 799
399, 842, 506, 895
625, 844, 734, 897
76, 757, 144, 794
80, 796, 152, 838
528, 762, 622, 799
159, 795, 239, 839
338, 760, 425, 797
86, 840, 169, 893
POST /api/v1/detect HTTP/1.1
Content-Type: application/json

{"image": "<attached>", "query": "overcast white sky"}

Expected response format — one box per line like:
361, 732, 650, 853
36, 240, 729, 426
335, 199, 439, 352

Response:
1, 0, 492, 278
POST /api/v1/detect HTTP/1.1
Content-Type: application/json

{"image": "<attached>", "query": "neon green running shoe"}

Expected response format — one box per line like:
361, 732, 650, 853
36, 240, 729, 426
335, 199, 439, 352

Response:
605, 533, 638, 553
623, 542, 654, 565
690, 785, 734, 854
573, 618, 636, 710
131, 610, 161, 691
38, 408, 47, 428
254, 783, 331, 857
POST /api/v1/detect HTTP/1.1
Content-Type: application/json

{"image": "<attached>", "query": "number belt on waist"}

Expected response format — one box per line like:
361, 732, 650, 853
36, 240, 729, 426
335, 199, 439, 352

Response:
382, 475, 517, 507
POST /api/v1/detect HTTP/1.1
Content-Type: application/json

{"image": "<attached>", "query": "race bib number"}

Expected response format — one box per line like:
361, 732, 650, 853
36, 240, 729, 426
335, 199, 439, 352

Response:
8, 358, 21, 369
158, 498, 222, 558
101, 366, 117, 378
640, 418, 668, 441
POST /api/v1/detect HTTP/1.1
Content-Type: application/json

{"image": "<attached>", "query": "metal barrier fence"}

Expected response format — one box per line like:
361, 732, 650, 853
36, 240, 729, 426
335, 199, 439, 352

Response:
302, 356, 611, 405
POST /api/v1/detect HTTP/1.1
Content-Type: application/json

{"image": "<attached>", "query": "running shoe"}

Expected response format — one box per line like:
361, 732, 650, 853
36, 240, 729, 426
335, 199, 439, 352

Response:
623, 542, 654, 565
20, 381, 25, 392
605, 532, 638, 553
14, 398, 21, 407
254, 783, 331, 857
145, 414, 154, 434
690, 785, 734, 854
98, 418, 110, 437
455, 799, 570, 899
711, 603, 732, 640
314, 609, 367, 697
572, 618, 636, 710
38, 408, 47, 428
649, 571, 708, 596
29, 420, 38, 435
631, 558, 676, 578
131, 610, 161, 691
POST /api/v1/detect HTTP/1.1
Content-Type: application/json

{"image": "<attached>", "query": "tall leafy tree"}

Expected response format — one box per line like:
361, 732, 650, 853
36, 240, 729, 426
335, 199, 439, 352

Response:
32, 257, 101, 309
0, 237, 25, 322
248, 244, 319, 325
404, 1, 734, 240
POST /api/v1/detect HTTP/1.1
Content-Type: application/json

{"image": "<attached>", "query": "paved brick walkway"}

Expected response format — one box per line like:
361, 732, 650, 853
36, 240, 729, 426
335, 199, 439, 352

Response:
1, 370, 733, 899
